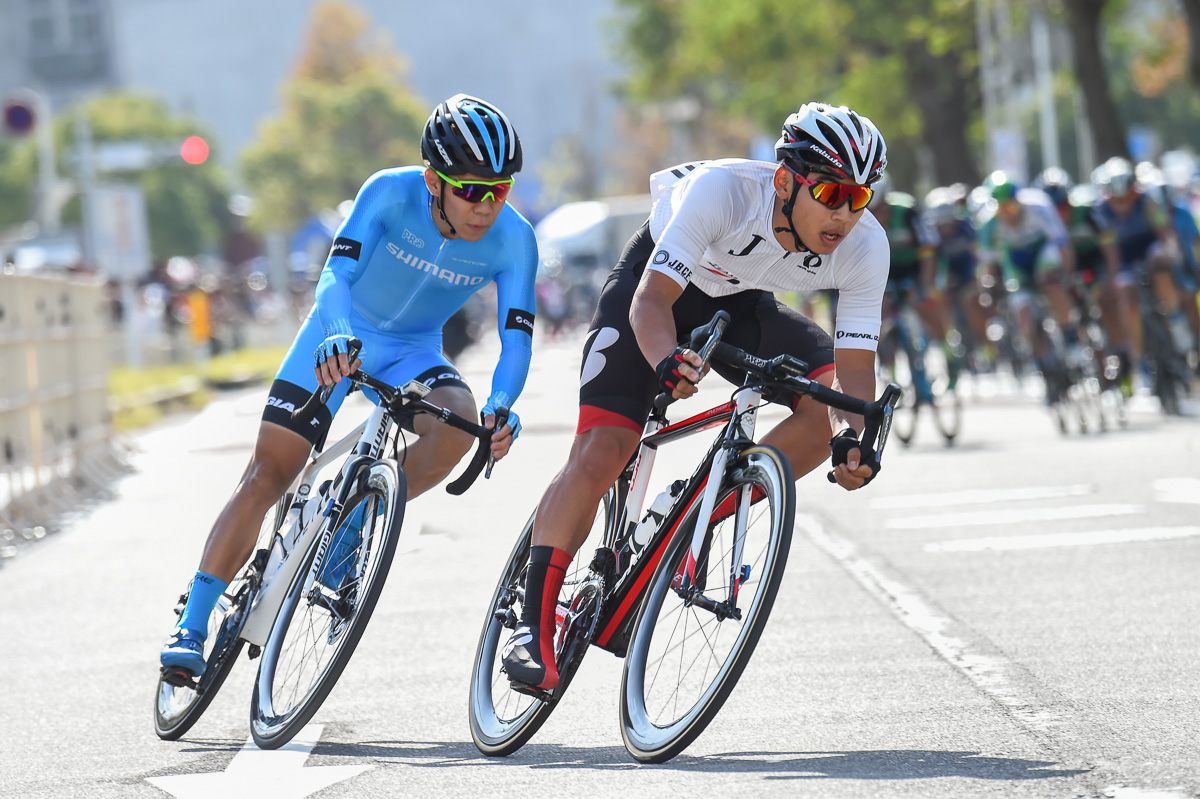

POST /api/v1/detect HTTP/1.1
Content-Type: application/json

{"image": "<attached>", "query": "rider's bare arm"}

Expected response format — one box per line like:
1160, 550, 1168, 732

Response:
631, 271, 704, 399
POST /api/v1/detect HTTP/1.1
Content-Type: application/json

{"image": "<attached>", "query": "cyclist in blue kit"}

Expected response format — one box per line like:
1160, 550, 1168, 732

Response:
161, 94, 538, 677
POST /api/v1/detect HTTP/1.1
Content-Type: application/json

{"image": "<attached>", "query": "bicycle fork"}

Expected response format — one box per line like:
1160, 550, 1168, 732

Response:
671, 386, 760, 616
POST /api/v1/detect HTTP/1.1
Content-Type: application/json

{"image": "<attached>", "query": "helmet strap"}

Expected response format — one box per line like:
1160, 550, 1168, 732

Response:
432, 184, 458, 237
774, 179, 811, 252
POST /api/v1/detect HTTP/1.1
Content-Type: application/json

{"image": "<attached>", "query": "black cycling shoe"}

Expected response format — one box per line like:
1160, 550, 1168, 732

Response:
501, 623, 558, 691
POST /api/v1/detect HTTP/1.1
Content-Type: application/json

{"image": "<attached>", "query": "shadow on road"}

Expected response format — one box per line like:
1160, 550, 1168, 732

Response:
312, 741, 1088, 780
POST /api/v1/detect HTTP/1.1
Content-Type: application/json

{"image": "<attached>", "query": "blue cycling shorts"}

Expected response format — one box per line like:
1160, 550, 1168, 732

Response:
263, 310, 470, 444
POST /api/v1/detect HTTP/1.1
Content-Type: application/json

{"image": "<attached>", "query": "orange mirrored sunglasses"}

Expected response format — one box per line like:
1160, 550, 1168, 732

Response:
788, 166, 874, 212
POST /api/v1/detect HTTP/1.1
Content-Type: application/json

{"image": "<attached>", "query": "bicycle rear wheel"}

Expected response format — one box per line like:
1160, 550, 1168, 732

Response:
153, 494, 287, 740
620, 445, 794, 763
469, 489, 615, 757
250, 460, 404, 749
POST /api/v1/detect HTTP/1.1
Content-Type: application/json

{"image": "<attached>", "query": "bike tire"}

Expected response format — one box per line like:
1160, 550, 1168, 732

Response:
469, 489, 615, 757
925, 343, 962, 444
250, 460, 405, 749
879, 327, 917, 445
153, 494, 289, 740
620, 445, 794, 764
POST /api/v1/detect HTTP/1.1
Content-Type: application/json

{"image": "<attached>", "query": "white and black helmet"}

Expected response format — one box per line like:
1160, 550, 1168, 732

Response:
775, 102, 887, 186
421, 93, 523, 178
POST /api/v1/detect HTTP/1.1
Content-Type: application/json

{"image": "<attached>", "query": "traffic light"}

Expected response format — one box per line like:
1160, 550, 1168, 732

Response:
2, 98, 36, 137
180, 135, 209, 165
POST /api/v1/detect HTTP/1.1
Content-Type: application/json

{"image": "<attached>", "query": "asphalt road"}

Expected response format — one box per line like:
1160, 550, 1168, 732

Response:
2, 328, 1198, 799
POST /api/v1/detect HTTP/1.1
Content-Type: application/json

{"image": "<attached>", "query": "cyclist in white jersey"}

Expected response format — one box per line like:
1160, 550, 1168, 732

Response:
501, 102, 890, 692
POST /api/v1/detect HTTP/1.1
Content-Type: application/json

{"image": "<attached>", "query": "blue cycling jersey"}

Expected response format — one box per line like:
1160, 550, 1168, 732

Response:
1095, 194, 1161, 270
314, 166, 538, 411
936, 218, 977, 282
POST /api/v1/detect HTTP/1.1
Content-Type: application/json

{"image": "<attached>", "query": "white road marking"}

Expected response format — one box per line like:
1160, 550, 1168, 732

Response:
926, 526, 1200, 552
869, 485, 1092, 510
147, 724, 371, 798
885, 504, 1143, 530
797, 514, 1067, 734
1103, 787, 1196, 799
1154, 478, 1200, 505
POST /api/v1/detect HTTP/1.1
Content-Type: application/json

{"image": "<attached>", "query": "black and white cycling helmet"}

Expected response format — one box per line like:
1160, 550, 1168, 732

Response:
775, 102, 888, 186
421, 93, 523, 178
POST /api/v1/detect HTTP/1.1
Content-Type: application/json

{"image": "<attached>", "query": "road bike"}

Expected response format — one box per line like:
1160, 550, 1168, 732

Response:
877, 283, 960, 445
154, 342, 505, 748
469, 312, 901, 763
1135, 267, 1193, 416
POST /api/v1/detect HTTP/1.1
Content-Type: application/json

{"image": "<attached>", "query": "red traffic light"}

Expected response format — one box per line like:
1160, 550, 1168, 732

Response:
180, 135, 209, 165
3, 100, 35, 136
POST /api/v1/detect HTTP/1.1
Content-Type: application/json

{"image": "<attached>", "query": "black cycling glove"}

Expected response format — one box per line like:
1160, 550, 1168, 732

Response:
829, 428, 880, 485
655, 347, 696, 395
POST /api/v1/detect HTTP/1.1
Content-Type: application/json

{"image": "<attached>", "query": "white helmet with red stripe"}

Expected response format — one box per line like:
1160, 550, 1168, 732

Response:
775, 102, 887, 186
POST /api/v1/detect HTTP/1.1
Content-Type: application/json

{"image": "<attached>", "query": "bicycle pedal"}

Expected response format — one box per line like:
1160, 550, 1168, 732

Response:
160, 667, 198, 689
506, 677, 553, 702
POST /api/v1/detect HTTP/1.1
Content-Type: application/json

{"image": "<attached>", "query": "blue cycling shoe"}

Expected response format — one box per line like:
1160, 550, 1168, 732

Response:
160, 628, 207, 677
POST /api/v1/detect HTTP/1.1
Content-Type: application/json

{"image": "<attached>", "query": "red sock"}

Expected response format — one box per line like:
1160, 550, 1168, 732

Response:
524, 546, 571, 687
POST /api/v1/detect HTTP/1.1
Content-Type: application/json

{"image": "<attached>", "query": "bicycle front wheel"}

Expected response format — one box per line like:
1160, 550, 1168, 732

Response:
250, 460, 405, 749
469, 489, 615, 757
620, 445, 794, 763
153, 494, 288, 740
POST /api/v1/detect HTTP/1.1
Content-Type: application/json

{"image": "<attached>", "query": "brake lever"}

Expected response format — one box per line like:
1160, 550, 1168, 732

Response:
484, 407, 510, 479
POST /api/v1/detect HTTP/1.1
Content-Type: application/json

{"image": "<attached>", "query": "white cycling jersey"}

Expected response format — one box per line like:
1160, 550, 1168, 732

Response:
647, 159, 889, 350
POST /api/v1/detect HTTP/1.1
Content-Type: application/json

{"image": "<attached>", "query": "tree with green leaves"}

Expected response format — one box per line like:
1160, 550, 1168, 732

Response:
611, 0, 983, 189
240, 1, 429, 234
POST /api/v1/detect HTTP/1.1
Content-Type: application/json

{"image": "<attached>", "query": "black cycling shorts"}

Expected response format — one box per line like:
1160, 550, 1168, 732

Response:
577, 221, 835, 434
262, 365, 469, 446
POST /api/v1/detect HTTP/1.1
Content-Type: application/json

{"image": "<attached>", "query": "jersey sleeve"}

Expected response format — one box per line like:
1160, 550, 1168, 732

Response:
485, 221, 539, 411
646, 167, 741, 289
314, 170, 392, 338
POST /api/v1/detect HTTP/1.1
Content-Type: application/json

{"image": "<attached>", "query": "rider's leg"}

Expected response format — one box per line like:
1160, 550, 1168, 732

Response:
162, 422, 311, 674
1119, 280, 1143, 360
198, 422, 312, 582
403, 385, 477, 499
504, 425, 641, 689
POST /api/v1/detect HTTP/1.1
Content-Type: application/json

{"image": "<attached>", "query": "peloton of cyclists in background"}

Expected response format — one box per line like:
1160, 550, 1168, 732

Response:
160, 94, 537, 678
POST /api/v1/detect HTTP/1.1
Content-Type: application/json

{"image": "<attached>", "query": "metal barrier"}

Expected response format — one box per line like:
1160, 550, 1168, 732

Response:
0, 270, 126, 556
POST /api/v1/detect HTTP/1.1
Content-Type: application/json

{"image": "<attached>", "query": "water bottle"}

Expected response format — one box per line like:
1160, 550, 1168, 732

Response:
263, 491, 324, 584
631, 480, 686, 551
